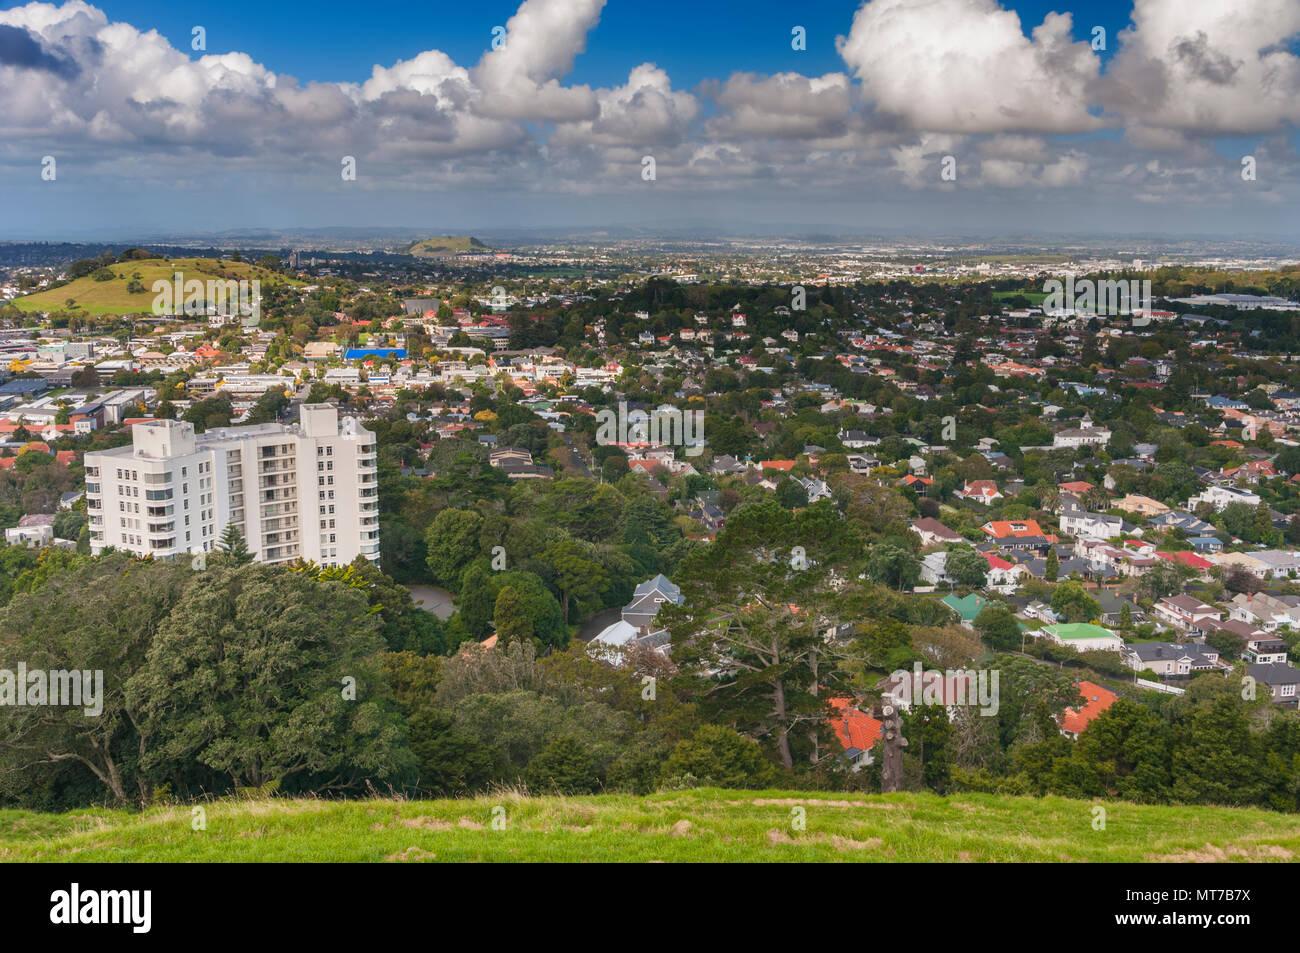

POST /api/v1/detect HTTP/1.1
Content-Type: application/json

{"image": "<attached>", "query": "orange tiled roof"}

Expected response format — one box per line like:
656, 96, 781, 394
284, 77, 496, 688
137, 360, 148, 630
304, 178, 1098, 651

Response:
828, 698, 883, 753
1060, 681, 1117, 735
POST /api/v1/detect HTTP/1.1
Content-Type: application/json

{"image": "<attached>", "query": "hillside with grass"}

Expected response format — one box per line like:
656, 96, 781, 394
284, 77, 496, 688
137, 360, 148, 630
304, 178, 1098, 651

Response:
402, 236, 489, 259
11, 256, 301, 316
2, 789, 1297, 862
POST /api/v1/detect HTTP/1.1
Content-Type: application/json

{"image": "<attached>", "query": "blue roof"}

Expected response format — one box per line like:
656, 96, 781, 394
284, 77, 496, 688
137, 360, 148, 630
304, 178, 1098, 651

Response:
344, 348, 406, 360
0, 379, 48, 395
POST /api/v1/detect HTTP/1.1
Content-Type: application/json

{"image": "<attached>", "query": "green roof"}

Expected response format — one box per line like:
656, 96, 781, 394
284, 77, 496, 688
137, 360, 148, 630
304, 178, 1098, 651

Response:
1042, 622, 1116, 641
941, 593, 986, 622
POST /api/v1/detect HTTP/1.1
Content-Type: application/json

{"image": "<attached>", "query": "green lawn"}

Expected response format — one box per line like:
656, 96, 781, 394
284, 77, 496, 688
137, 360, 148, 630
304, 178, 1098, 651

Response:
993, 291, 1049, 304
1, 788, 1296, 862
11, 257, 302, 316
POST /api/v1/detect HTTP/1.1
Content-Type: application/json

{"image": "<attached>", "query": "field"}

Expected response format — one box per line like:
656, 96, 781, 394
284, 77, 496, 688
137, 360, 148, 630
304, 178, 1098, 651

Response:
2, 788, 1297, 862
11, 257, 302, 316
992, 290, 1049, 304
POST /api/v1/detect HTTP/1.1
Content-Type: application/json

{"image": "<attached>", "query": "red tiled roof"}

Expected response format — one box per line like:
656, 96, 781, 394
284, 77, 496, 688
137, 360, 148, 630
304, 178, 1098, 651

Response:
1060, 681, 1118, 736
828, 698, 882, 753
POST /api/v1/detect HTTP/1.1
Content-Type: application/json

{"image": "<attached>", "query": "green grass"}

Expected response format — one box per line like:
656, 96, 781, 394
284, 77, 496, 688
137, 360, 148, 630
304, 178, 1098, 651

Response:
992, 291, 1049, 304
11, 257, 302, 316
1, 788, 1297, 862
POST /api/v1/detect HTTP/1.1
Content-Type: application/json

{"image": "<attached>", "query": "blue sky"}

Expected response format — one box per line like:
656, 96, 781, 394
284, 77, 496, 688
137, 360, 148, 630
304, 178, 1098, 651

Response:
2, 0, 1299, 240
96, 0, 1128, 87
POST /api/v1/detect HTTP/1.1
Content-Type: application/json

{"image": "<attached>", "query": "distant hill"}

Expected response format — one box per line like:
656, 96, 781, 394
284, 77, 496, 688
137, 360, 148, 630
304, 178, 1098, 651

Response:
11, 257, 302, 317
402, 236, 490, 259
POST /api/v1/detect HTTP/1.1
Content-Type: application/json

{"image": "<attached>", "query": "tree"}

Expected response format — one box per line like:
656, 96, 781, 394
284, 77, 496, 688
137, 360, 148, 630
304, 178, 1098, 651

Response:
869, 542, 921, 591
525, 736, 602, 794
493, 586, 533, 643
974, 606, 1021, 651
213, 524, 252, 565
0, 556, 192, 806
775, 477, 809, 509
1045, 548, 1059, 582
1140, 560, 1187, 600
1051, 579, 1101, 623
946, 547, 988, 589
545, 539, 608, 621
130, 564, 415, 796
908, 703, 953, 793
664, 500, 859, 771
425, 508, 484, 588
659, 725, 779, 788
457, 562, 498, 640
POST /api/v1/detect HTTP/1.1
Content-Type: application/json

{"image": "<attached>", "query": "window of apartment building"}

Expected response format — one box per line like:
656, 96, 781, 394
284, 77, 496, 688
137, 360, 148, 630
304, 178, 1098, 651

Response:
326, 446, 332, 456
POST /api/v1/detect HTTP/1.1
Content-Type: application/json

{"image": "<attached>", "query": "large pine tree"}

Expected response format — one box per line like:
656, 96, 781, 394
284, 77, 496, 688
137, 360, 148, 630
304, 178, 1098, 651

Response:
214, 524, 253, 566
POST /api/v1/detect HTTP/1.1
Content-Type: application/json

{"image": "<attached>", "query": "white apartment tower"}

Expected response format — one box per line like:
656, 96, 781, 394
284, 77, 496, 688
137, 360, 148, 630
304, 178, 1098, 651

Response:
84, 405, 379, 566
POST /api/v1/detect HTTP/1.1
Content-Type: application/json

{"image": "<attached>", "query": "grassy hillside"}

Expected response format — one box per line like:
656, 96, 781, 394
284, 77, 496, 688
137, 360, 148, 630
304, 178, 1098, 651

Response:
403, 236, 489, 259
1, 788, 1297, 862
12, 257, 302, 316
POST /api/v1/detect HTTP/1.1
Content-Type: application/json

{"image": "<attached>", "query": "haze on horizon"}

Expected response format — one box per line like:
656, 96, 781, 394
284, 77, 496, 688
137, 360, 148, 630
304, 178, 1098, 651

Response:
2, 0, 1300, 241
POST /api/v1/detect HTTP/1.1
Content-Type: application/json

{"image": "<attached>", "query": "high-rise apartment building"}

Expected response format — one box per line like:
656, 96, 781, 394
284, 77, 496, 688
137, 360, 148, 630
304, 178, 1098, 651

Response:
84, 404, 379, 565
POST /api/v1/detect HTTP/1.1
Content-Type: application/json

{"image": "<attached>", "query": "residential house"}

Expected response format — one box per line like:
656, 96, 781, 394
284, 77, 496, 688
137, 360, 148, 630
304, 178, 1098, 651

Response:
1188, 484, 1261, 512
1113, 494, 1169, 518
1060, 502, 1136, 541
957, 480, 1003, 505
941, 592, 987, 627
1246, 662, 1300, 708
1153, 594, 1222, 635
1123, 641, 1221, 676
1059, 681, 1118, 739
1039, 622, 1123, 652
1243, 635, 1289, 665
828, 698, 883, 771
911, 518, 964, 548
1052, 416, 1111, 449
1229, 591, 1300, 631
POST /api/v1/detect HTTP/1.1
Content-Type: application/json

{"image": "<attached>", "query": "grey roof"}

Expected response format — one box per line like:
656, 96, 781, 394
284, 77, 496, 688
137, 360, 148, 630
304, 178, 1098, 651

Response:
1125, 641, 1216, 665
1248, 662, 1300, 686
